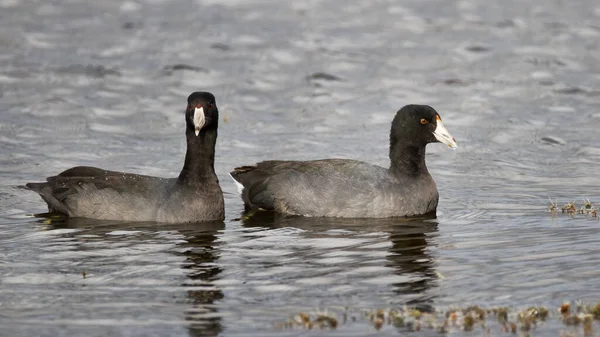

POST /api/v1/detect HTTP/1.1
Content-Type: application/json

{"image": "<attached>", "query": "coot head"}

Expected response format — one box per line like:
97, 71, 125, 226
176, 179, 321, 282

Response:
390, 104, 457, 149
186, 92, 219, 135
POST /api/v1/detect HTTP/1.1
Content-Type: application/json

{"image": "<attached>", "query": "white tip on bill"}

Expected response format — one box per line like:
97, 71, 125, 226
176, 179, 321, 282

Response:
433, 117, 458, 149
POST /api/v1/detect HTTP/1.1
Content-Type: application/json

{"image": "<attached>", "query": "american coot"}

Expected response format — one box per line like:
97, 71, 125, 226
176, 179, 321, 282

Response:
230, 105, 457, 218
26, 92, 225, 222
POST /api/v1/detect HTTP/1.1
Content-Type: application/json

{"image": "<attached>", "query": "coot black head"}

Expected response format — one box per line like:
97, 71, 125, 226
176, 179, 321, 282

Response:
390, 104, 457, 149
186, 92, 219, 135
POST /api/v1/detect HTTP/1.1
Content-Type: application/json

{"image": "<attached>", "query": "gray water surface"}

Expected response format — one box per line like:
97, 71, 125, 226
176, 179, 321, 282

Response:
2, 0, 600, 336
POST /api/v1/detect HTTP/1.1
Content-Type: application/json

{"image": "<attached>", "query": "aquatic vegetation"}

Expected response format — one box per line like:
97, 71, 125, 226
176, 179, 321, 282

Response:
314, 314, 338, 329
549, 198, 559, 214
275, 311, 339, 330
494, 306, 510, 323
276, 302, 600, 335
562, 302, 571, 315
591, 303, 600, 319
562, 201, 577, 215
549, 199, 600, 220
580, 199, 593, 215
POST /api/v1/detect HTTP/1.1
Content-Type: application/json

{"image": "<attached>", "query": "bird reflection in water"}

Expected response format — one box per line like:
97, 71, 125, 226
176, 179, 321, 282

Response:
239, 211, 439, 312
178, 221, 225, 337
36, 216, 225, 337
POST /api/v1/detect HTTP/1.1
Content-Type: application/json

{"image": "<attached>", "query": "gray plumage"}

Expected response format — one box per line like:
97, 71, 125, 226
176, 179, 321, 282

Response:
26, 92, 224, 223
230, 105, 457, 218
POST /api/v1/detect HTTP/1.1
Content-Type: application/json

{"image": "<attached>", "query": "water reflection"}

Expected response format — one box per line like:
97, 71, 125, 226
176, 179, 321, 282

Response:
36, 217, 225, 336
239, 212, 439, 310
385, 221, 438, 312
178, 222, 224, 337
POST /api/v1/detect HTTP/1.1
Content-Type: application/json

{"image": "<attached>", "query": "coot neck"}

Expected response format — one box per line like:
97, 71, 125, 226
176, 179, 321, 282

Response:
389, 144, 428, 177
178, 127, 218, 185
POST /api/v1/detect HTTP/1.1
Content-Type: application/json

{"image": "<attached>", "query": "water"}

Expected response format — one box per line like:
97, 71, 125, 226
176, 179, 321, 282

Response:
1, 0, 600, 336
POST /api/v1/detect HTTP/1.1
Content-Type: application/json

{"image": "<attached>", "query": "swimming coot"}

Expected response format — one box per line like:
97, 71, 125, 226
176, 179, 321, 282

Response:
230, 104, 457, 218
27, 92, 224, 223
